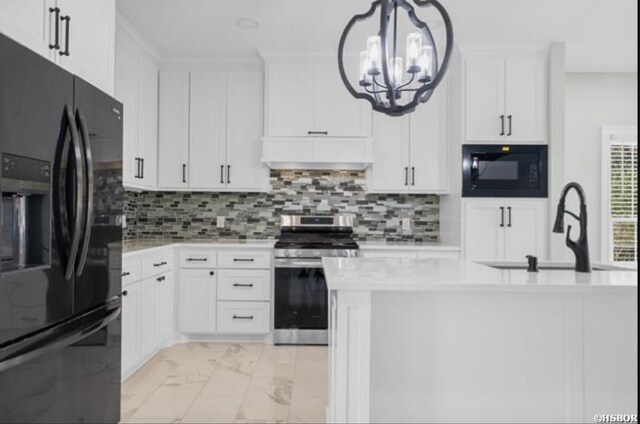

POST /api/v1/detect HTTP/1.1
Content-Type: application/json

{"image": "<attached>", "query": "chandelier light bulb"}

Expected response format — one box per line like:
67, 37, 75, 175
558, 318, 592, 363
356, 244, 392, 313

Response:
418, 45, 434, 83
359, 51, 373, 86
366, 36, 382, 75
389, 56, 404, 87
406, 32, 422, 74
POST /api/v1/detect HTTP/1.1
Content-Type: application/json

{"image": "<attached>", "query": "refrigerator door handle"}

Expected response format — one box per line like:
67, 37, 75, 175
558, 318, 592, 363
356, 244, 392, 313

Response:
74, 109, 94, 277
0, 297, 121, 374
65, 104, 86, 282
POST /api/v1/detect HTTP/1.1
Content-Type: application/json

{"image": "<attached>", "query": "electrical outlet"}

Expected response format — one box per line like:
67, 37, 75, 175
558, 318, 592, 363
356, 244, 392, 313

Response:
216, 216, 225, 228
402, 218, 412, 232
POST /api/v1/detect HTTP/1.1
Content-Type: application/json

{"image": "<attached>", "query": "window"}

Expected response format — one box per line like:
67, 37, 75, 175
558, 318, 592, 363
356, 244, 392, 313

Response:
602, 127, 638, 264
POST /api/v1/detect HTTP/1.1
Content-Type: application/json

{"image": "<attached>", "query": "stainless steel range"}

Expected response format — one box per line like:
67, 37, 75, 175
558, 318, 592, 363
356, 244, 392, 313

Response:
274, 215, 358, 345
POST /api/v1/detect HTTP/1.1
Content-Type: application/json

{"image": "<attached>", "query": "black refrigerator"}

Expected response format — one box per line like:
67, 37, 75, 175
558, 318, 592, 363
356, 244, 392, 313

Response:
0, 34, 123, 423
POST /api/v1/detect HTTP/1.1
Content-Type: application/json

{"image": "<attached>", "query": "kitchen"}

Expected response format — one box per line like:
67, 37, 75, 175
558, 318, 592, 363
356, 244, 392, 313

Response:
0, 1, 637, 423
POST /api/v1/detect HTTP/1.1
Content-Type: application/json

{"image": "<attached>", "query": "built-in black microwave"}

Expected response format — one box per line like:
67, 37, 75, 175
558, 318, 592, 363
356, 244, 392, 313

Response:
462, 144, 548, 198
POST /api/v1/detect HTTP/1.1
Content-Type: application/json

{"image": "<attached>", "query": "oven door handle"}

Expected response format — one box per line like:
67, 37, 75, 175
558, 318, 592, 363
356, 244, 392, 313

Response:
275, 259, 324, 269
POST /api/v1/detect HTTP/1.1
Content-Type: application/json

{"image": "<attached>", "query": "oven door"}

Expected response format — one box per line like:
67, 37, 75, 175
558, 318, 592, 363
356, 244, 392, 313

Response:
274, 258, 328, 344
462, 145, 548, 197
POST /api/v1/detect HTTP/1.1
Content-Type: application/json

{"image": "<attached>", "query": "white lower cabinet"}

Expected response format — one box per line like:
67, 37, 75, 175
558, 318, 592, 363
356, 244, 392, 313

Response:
121, 281, 141, 376
218, 270, 271, 302
463, 198, 547, 260
178, 268, 217, 333
138, 277, 157, 358
156, 272, 174, 347
217, 302, 270, 334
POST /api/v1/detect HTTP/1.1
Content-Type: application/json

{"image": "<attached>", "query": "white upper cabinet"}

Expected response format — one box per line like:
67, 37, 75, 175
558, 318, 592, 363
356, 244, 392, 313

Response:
464, 50, 547, 144
0, 0, 55, 59
368, 85, 449, 193
158, 70, 190, 189
463, 198, 547, 261
226, 71, 268, 191
0, 0, 115, 94
115, 20, 159, 189
265, 57, 371, 138
55, 0, 115, 94
188, 71, 226, 190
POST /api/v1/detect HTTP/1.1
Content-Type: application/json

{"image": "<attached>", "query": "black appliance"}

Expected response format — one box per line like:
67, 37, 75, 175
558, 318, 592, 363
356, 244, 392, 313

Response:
274, 215, 358, 345
462, 144, 548, 198
0, 34, 123, 423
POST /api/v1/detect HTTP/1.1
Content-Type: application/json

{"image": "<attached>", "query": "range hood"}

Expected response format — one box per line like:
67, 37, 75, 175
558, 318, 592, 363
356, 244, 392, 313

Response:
262, 136, 373, 170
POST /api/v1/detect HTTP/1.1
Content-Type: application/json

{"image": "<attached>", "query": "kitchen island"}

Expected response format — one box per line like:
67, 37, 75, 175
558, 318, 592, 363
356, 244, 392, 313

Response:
323, 257, 638, 423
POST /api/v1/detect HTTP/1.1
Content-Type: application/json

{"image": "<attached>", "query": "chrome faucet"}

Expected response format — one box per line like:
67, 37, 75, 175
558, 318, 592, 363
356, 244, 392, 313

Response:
552, 182, 591, 273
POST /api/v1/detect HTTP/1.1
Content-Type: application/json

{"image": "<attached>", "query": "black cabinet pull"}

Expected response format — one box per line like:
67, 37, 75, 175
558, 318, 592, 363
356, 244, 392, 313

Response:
500, 115, 505, 136
134, 158, 140, 178
122, 290, 128, 297
308, 131, 328, 135
227, 165, 231, 185
233, 283, 254, 288
59, 15, 70, 56
233, 258, 255, 262
156, 276, 166, 282
122, 271, 130, 277
404, 167, 409, 186
220, 165, 224, 184
141, 158, 144, 179
507, 115, 513, 136
232, 315, 254, 320
411, 167, 416, 186
182, 164, 187, 183
153, 261, 167, 267
187, 257, 208, 262
499, 206, 505, 227
49, 8, 60, 50
209, 271, 215, 276
507, 206, 512, 227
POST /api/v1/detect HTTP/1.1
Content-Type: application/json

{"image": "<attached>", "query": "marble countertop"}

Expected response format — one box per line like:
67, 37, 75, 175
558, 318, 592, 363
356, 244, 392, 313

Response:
357, 241, 461, 251
123, 238, 276, 254
323, 257, 638, 293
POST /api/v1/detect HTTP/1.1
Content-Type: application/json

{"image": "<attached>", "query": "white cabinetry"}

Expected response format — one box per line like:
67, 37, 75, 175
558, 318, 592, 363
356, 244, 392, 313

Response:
0, 0, 115, 94
115, 21, 158, 188
121, 281, 141, 375
463, 198, 547, 260
138, 277, 157, 358
157, 69, 268, 191
464, 50, 546, 143
368, 86, 448, 193
265, 59, 370, 138
178, 268, 217, 333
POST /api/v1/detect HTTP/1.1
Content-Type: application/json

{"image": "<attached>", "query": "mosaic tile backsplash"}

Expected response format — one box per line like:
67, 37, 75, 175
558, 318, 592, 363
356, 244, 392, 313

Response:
124, 170, 440, 242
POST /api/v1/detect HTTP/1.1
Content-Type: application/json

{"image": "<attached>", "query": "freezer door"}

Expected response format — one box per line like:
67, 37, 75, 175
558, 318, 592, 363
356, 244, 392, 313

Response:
0, 297, 122, 423
72, 77, 123, 314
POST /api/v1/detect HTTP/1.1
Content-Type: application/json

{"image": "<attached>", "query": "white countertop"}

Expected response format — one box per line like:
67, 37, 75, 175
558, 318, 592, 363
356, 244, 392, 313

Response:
323, 257, 638, 293
123, 239, 276, 255
357, 241, 461, 251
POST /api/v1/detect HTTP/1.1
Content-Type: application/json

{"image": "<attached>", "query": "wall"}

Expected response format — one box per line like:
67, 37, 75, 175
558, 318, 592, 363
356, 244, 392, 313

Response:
564, 73, 637, 261
124, 170, 440, 242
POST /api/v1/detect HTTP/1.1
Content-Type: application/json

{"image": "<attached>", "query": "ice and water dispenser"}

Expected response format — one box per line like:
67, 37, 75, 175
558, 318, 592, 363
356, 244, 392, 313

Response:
1, 153, 51, 272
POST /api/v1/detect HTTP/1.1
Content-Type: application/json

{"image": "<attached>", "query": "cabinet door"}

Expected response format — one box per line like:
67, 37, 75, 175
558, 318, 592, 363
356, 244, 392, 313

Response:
189, 71, 226, 189
369, 113, 410, 192
121, 282, 141, 377
115, 31, 139, 186
266, 62, 314, 137
155, 272, 174, 346
56, 0, 115, 94
136, 53, 158, 188
179, 269, 217, 333
0, 0, 55, 58
313, 61, 370, 137
465, 57, 506, 142
503, 199, 547, 260
138, 277, 157, 358
158, 70, 190, 188
505, 58, 547, 143
409, 84, 448, 192
226, 71, 268, 191
463, 199, 505, 260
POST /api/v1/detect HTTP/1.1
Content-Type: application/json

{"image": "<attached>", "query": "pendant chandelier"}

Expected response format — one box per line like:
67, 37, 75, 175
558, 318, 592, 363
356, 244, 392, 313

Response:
338, 0, 454, 117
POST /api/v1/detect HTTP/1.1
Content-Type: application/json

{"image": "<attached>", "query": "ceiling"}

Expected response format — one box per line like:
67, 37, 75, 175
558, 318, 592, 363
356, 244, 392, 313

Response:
117, 0, 638, 72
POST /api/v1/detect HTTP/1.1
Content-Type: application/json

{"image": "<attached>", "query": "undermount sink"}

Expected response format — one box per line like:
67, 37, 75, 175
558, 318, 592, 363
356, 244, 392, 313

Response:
488, 264, 631, 272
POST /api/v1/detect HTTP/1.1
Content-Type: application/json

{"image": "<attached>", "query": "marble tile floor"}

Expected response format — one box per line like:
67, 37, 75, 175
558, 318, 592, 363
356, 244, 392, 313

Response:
121, 342, 328, 423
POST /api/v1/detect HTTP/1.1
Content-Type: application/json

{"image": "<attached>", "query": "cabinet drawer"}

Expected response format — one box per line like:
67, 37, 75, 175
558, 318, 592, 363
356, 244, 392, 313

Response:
179, 249, 218, 268
218, 250, 271, 269
142, 251, 174, 278
122, 257, 142, 287
216, 301, 270, 334
218, 270, 271, 302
